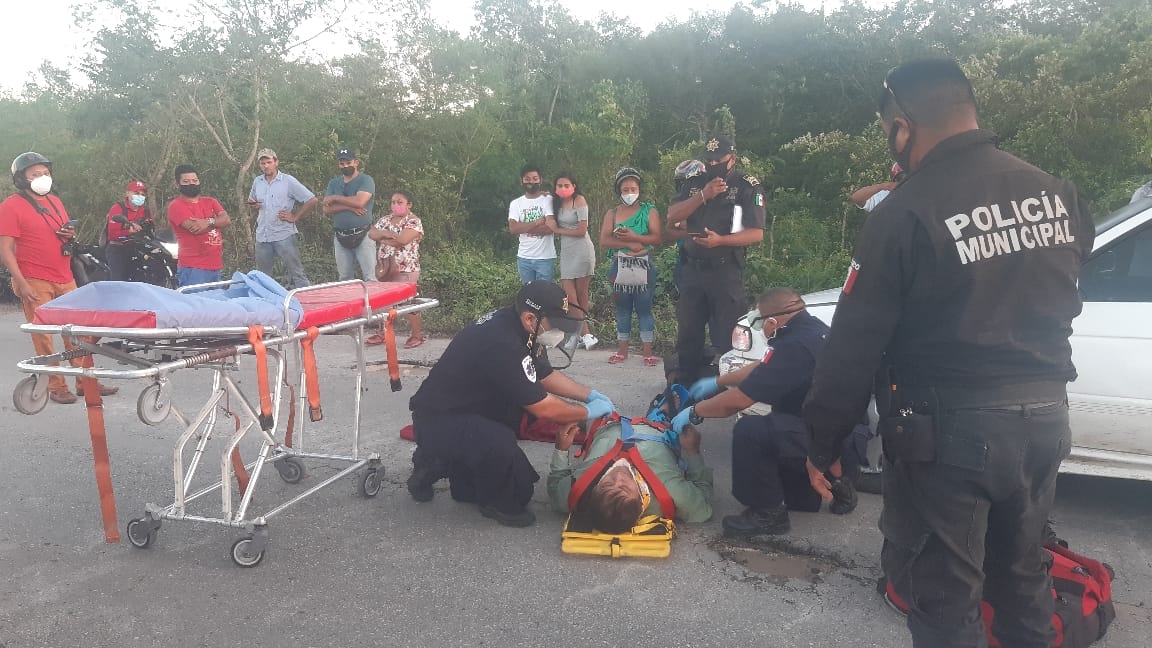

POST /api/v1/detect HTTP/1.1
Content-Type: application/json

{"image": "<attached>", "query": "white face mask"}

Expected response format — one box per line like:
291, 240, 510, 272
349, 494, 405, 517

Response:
536, 327, 566, 349
620, 193, 639, 206
29, 175, 52, 196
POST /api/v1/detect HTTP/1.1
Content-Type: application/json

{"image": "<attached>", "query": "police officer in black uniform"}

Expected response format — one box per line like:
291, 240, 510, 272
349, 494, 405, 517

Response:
801, 59, 1095, 648
407, 281, 615, 527
669, 288, 857, 536
666, 136, 766, 384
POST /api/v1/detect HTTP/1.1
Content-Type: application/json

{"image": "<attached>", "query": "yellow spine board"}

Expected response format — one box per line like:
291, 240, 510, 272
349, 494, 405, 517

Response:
561, 515, 676, 559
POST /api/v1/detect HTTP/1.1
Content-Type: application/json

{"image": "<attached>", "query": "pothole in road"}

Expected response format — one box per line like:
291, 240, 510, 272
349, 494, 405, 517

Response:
710, 535, 858, 586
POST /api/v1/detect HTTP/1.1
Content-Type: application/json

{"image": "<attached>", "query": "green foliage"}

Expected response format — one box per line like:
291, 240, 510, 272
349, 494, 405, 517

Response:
3, 0, 1152, 331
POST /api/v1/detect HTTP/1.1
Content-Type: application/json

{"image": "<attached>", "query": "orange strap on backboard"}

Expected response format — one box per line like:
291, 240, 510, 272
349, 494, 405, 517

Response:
229, 406, 250, 495
246, 325, 273, 430
300, 326, 323, 421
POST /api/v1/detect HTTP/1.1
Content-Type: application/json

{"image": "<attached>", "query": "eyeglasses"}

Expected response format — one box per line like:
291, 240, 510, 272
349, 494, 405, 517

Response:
879, 66, 916, 125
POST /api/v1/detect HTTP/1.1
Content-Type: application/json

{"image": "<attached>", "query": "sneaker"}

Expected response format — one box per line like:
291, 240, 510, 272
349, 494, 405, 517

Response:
76, 383, 119, 397
580, 333, 598, 350
722, 505, 790, 537
49, 389, 78, 405
479, 504, 536, 528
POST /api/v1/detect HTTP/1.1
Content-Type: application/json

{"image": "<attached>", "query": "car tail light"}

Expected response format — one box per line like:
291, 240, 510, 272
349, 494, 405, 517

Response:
732, 325, 752, 352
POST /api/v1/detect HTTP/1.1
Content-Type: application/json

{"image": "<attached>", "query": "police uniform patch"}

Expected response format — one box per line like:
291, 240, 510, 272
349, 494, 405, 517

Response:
843, 258, 860, 295
689, 187, 702, 197
726, 187, 739, 201
522, 355, 537, 382
706, 138, 720, 152
754, 193, 764, 207
745, 175, 760, 186
475, 310, 496, 325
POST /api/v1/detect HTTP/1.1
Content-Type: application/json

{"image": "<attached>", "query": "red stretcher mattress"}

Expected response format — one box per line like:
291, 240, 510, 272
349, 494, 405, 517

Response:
295, 282, 417, 330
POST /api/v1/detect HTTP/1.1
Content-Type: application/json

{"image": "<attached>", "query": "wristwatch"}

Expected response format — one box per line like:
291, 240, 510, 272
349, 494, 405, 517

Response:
688, 406, 703, 426
208, 216, 216, 227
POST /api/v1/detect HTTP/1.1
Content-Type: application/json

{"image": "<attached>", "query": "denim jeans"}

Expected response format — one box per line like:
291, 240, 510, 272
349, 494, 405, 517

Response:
610, 256, 655, 342
178, 266, 222, 287
333, 235, 378, 282
256, 236, 310, 288
516, 257, 554, 283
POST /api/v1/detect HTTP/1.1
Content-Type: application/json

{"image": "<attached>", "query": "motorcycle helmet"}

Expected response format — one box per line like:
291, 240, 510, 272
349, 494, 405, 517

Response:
674, 159, 706, 193
11, 152, 51, 190
614, 167, 642, 198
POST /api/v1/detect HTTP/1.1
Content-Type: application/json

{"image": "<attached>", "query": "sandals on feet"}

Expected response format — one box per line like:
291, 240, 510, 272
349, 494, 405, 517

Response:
643, 356, 661, 367
404, 336, 426, 349
608, 353, 628, 364
364, 333, 385, 346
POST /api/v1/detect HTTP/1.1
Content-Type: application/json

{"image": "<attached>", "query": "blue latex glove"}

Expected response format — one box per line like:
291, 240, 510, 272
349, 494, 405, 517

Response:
688, 376, 720, 402
585, 396, 615, 421
586, 390, 615, 414
671, 406, 694, 434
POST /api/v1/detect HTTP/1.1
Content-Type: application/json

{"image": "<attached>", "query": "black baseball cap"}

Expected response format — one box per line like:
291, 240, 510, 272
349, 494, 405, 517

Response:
702, 135, 735, 161
517, 281, 585, 334
335, 147, 356, 161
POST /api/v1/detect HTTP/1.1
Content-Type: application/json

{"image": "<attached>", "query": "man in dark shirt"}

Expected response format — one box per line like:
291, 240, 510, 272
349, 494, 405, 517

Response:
665, 135, 766, 384
802, 59, 1094, 648
669, 288, 856, 536
407, 281, 615, 527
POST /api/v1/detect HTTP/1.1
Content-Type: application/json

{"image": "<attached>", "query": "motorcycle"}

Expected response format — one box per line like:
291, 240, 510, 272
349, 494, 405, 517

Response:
110, 214, 179, 288
66, 240, 111, 287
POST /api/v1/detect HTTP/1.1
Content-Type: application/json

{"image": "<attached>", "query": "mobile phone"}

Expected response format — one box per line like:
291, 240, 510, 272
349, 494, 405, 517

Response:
689, 231, 706, 238
64, 219, 78, 229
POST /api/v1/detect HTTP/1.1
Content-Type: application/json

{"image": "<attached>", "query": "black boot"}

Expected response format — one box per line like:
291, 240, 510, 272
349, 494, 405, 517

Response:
722, 504, 790, 536
479, 504, 536, 528
407, 455, 448, 503
828, 475, 858, 515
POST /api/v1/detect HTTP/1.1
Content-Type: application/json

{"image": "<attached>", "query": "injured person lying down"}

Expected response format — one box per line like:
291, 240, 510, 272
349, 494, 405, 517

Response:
546, 390, 713, 531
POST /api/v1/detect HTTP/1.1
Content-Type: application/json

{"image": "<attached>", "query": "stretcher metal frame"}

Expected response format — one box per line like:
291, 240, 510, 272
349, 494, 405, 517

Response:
14, 278, 437, 567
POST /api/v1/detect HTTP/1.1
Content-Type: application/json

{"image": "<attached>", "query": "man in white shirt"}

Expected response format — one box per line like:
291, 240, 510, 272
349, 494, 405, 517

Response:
508, 164, 556, 283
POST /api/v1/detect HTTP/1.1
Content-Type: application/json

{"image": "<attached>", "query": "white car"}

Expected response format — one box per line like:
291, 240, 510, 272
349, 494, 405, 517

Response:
720, 199, 1152, 481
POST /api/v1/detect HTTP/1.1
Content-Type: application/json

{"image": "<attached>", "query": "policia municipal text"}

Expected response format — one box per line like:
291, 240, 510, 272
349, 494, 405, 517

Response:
801, 59, 1095, 648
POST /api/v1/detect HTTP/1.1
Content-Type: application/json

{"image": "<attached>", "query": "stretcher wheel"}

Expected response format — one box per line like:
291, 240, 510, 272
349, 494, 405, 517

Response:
125, 517, 159, 549
230, 537, 265, 568
275, 457, 305, 484
358, 468, 383, 497
13, 375, 49, 415
136, 383, 172, 426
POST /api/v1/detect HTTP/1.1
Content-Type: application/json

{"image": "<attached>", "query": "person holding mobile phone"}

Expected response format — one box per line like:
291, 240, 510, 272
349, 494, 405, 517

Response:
598, 168, 662, 366
104, 179, 155, 281
664, 135, 766, 385
0, 152, 119, 404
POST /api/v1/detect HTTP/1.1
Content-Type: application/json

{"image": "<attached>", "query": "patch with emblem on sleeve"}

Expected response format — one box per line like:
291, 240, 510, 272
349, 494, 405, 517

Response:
522, 355, 537, 382
843, 258, 860, 295
755, 193, 764, 207
745, 175, 760, 186
727, 187, 739, 201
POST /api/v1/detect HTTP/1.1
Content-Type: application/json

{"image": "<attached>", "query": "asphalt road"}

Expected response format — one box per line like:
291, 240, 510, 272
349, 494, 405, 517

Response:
0, 304, 1148, 647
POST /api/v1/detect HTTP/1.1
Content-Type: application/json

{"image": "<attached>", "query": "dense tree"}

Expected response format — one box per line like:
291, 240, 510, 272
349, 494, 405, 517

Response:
2, 0, 1150, 337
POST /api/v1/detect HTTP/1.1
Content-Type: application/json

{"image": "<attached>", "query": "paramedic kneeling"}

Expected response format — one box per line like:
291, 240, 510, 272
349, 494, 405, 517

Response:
407, 281, 614, 528
672, 288, 857, 536
547, 419, 713, 530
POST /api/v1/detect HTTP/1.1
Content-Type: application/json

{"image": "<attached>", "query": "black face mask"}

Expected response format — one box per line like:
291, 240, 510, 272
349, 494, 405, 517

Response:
706, 160, 729, 180
341, 166, 356, 177
523, 182, 541, 194
178, 184, 201, 197
887, 122, 914, 175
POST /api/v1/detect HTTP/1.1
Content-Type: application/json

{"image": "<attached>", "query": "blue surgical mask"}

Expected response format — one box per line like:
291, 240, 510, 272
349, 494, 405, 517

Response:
130, 194, 146, 207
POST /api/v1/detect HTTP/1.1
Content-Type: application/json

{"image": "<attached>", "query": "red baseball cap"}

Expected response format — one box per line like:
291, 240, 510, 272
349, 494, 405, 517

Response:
126, 180, 147, 193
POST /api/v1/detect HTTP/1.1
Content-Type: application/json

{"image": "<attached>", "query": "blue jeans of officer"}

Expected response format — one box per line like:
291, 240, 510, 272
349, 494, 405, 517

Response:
610, 256, 656, 343
256, 235, 310, 288
333, 234, 377, 282
881, 387, 1070, 648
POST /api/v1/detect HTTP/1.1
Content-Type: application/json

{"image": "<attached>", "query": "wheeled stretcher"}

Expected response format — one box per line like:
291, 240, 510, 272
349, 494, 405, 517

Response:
14, 277, 437, 567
